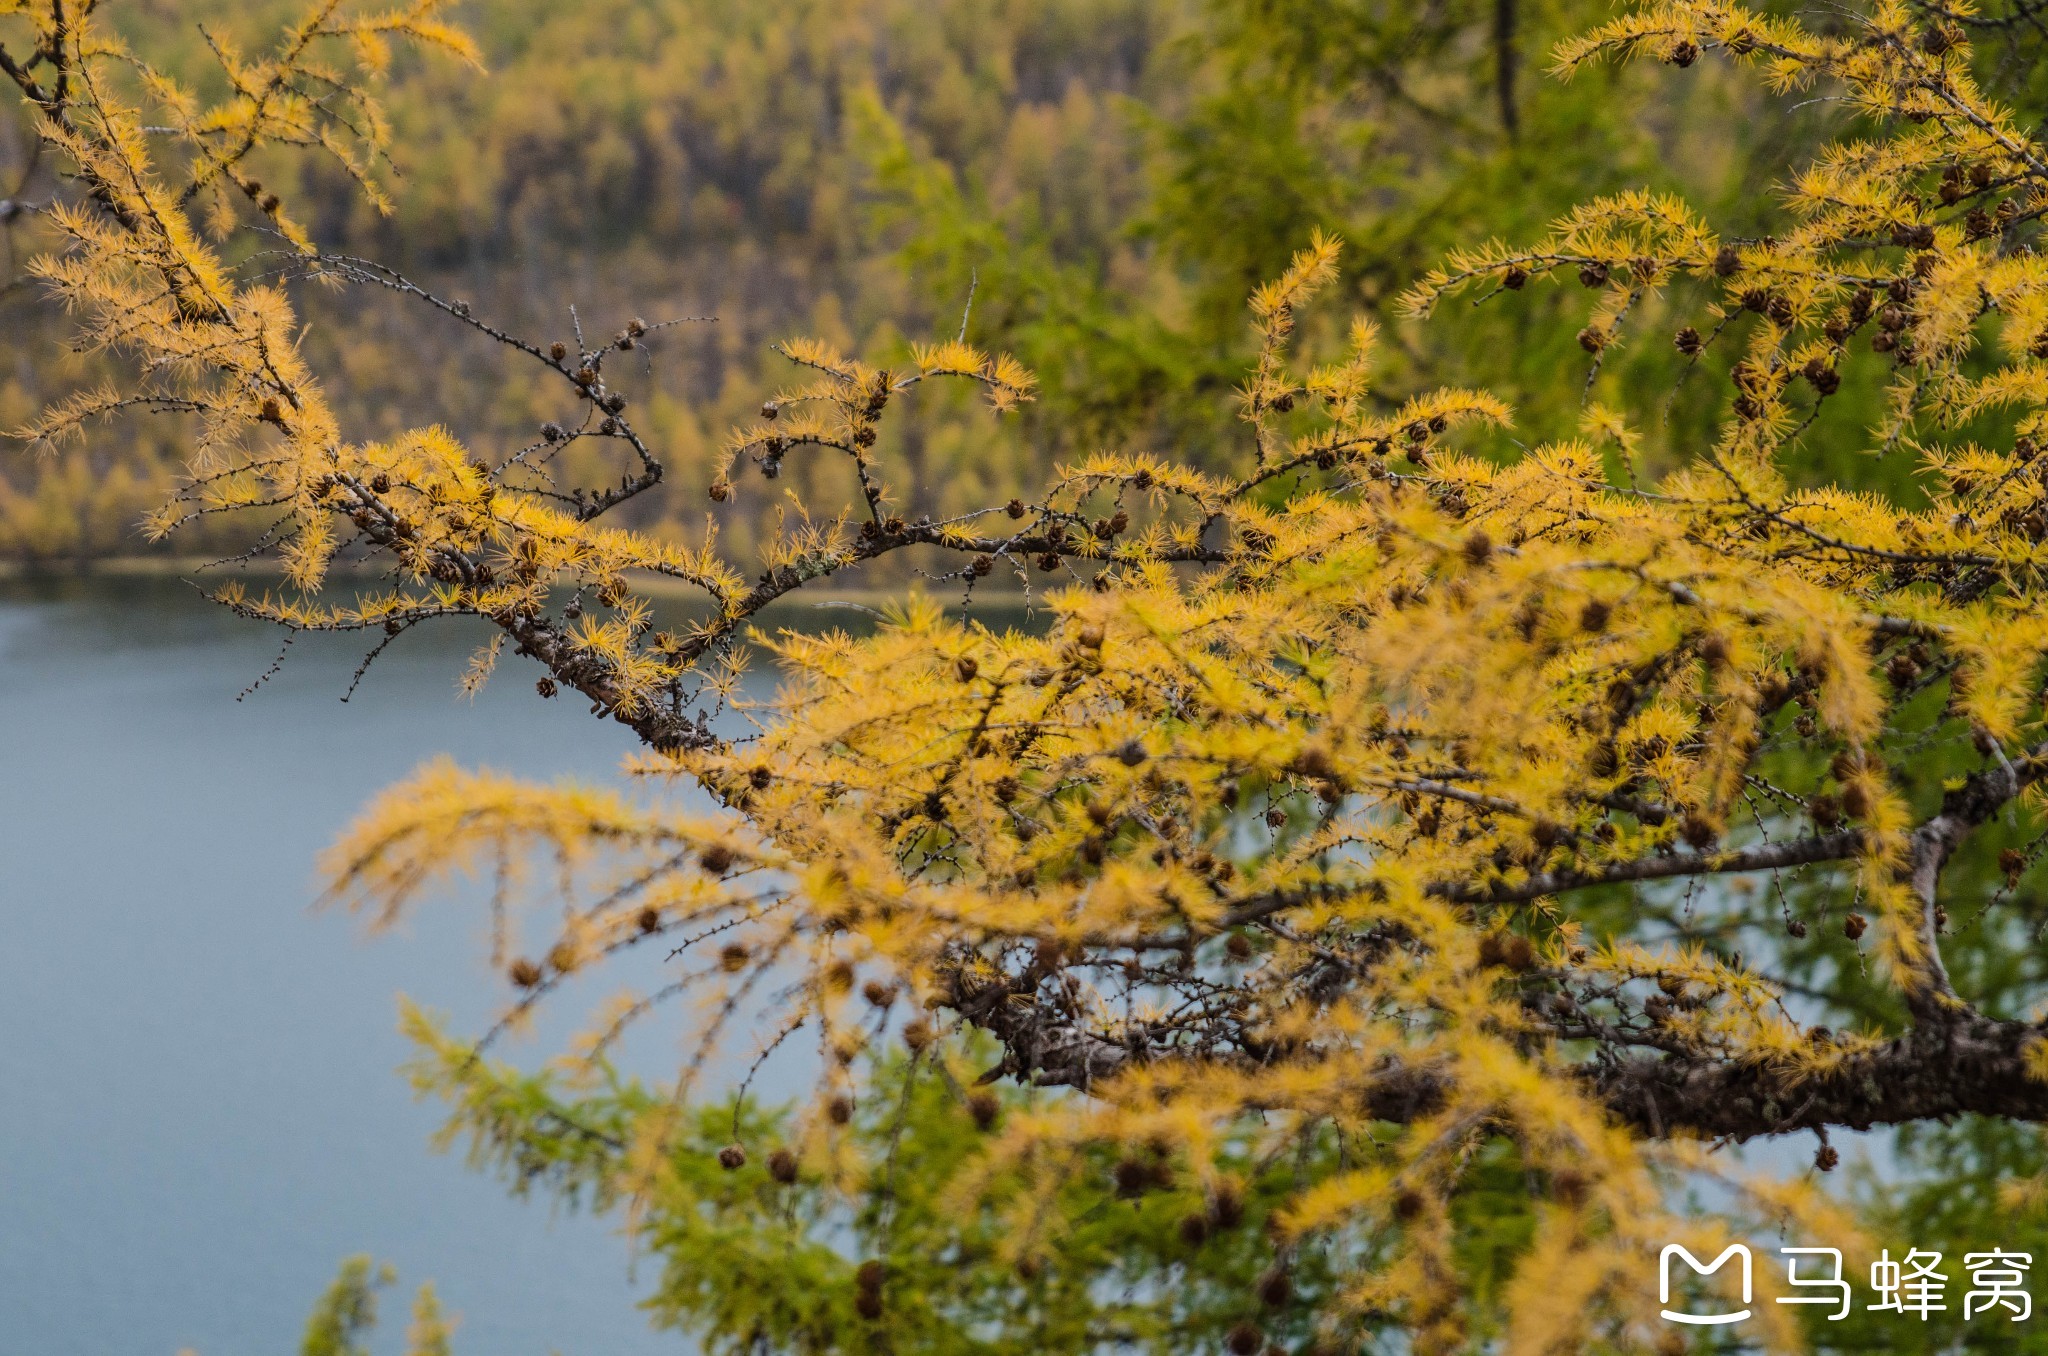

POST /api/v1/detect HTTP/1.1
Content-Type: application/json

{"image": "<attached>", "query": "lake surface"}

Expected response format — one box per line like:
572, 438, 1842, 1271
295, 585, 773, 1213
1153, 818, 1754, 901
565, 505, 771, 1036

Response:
1, 576, 751, 1356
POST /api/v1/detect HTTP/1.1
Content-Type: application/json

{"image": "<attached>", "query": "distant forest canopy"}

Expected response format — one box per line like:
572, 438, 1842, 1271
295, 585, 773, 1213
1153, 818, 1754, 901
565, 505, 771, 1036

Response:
0, 0, 2024, 563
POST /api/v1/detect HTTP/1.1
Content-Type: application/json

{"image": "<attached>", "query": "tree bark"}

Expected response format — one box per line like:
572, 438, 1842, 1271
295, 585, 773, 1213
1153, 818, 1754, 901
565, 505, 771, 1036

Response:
1595, 1016, 2048, 1139
1495, 0, 1518, 142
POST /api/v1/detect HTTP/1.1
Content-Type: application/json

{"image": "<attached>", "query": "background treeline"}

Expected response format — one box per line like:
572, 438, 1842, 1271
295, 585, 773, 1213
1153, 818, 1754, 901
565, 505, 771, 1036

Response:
0, 0, 1853, 565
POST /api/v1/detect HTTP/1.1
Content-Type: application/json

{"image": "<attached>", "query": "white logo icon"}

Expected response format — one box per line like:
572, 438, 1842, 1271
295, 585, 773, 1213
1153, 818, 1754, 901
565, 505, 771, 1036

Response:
1660, 1244, 1752, 1325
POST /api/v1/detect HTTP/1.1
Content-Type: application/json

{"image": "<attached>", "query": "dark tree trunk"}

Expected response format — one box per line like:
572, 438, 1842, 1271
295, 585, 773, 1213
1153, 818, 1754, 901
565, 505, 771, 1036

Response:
1495, 0, 1519, 142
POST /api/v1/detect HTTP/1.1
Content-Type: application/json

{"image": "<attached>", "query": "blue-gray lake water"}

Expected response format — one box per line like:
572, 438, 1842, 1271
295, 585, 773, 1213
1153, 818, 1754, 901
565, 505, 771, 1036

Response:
1, 576, 736, 1356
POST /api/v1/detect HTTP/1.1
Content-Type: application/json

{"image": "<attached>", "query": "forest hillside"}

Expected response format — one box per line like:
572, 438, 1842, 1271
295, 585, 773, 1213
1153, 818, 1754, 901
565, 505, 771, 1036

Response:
0, 0, 1839, 564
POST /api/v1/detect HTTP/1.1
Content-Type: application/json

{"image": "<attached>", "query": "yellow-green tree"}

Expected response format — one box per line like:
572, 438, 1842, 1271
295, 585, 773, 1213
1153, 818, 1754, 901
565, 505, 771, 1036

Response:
23, 0, 2048, 1351
0, 0, 1931, 563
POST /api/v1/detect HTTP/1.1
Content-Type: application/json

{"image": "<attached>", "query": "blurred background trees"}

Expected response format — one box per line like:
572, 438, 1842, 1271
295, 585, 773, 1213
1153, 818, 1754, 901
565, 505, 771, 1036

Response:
0, 0, 1949, 563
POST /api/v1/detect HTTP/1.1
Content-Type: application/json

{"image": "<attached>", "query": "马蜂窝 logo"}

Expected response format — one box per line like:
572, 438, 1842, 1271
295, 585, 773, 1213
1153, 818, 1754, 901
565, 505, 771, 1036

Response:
1660, 1244, 1752, 1325
1658, 1244, 2033, 1326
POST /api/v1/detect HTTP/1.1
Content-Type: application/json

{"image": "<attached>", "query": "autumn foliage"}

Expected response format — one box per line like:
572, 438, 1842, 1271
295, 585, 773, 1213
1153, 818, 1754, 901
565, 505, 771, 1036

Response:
21, 0, 2048, 1351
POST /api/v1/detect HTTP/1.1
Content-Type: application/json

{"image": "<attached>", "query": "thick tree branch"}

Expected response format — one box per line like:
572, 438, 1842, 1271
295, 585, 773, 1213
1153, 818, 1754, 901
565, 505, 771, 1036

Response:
954, 983, 2048, 1142
1900, 742, 2048, 1020
1595, 1015, 2048, 1139
1432, 829, 1871, 907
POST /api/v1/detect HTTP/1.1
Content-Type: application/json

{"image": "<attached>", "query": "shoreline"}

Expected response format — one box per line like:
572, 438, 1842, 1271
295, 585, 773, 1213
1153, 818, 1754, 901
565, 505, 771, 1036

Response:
0, 555, 1042, 610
